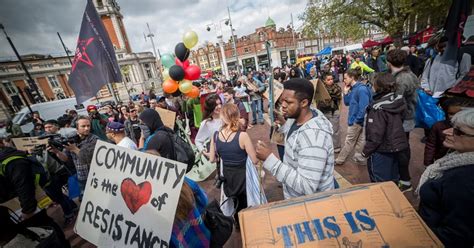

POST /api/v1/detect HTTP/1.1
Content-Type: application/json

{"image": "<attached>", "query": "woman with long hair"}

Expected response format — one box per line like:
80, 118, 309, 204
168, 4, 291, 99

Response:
209, 104, 258, 229
195, 94, 223, 158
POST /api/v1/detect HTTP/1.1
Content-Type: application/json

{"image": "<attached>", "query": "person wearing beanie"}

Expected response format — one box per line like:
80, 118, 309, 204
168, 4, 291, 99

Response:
106, 121, 137, 150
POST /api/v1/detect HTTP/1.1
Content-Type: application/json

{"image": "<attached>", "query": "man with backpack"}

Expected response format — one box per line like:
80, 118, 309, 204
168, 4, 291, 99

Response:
139, 108, 195, 172
222, 87, 249, 131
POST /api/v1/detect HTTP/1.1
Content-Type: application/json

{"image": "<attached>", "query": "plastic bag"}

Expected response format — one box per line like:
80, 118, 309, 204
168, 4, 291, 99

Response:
415, 89, 445, 129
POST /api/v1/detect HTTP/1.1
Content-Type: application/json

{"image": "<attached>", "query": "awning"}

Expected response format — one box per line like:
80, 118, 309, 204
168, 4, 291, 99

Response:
362, 39, 380, 49
297, 56, 313, 64
381, 36, 393, 45
316, 47, 332, 56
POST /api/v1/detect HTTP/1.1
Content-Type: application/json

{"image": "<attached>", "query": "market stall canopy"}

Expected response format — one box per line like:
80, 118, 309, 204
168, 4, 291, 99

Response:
362, 39, 381, 49
316, 46, 332, 56
381, 36, 394, 45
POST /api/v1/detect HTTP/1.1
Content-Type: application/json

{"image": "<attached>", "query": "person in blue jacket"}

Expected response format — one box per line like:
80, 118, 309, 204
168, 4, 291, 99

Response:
336, 68, 372, 165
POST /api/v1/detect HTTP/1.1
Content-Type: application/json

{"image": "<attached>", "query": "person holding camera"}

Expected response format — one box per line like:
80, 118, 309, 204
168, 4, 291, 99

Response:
86, 105, 108, 141
50, 116, 99, 194
41, 120, 78, 225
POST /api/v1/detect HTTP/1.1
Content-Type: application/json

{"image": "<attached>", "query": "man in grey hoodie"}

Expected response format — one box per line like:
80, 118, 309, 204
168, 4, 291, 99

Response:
256, 78, 335, 199
387, 49, 420, 192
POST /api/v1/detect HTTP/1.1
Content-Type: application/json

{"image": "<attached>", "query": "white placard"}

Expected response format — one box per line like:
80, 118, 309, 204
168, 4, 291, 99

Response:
74, 140, 187, 247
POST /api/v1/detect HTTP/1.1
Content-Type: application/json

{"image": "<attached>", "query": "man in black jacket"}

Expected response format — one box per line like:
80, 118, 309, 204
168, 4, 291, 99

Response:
0, 139, 70, 246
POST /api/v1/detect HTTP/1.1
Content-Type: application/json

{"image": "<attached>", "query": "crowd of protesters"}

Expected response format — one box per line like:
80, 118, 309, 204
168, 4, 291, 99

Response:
0, 31, 473, 247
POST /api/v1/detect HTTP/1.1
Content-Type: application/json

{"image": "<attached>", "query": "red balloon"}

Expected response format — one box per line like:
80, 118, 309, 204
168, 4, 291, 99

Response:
162, 79, 178, 93
185, 86, 200, 98
175, 58, 190, 70
184, 65, 201, 80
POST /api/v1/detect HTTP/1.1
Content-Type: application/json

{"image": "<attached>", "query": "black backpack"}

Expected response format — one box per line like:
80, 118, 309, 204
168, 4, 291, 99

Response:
161, 130, 196, 173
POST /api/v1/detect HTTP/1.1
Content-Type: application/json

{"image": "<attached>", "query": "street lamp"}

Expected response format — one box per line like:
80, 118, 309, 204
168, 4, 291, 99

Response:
206, 19, 233, 79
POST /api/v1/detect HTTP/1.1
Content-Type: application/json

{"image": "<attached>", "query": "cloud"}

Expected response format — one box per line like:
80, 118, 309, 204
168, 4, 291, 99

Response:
0, 0, 306, 59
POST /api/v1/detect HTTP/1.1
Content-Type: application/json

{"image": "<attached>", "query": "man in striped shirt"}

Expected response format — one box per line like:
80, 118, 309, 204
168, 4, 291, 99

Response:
256, 78, 335, 199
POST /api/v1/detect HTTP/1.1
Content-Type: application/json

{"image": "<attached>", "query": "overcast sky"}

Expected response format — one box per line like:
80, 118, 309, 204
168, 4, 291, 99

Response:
0, 0, 306, 60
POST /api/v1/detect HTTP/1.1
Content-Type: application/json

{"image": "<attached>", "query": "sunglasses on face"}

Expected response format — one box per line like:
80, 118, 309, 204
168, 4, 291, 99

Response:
453, 127, 474, 137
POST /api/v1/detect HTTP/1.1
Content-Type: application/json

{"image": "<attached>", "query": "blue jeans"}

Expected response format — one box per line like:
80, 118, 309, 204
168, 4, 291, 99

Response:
251, 99, 263, 124
367, 152, 400, 183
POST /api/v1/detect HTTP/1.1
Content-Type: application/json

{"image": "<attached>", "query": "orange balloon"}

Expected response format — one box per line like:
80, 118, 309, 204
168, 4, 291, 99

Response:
185, 86, 200, 98
162, 79, 178, 93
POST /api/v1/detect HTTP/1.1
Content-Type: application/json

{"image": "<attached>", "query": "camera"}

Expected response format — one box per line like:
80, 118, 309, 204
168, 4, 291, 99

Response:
213, 173, 225, 189
38, 133, 80, 150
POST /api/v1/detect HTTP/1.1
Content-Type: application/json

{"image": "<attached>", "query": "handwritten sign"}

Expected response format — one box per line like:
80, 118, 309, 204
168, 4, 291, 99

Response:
239, 182, 442, 247
155, 107, 177, 129
75, 141, 187, 247
11, 137, 48, 151
263, 81, 284, 101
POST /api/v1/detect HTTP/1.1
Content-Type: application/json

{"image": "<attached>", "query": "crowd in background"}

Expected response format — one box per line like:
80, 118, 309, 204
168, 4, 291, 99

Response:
1, 32, 474, 247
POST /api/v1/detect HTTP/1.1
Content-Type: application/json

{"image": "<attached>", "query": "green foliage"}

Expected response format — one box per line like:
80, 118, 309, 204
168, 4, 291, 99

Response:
301, 0, 451, 42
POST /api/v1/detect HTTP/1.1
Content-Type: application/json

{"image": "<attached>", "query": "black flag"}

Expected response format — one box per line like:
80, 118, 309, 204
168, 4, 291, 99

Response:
441, 0, 470, 65
68, 0, 122, 104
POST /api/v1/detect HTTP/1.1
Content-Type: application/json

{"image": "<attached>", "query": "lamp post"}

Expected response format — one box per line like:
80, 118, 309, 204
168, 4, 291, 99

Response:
226, 7, 240, 75
207, 21, 229, 79
259, 31, 274, 124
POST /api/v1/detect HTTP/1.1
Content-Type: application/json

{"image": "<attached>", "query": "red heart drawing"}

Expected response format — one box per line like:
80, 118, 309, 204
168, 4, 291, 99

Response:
120, 178, 152, 214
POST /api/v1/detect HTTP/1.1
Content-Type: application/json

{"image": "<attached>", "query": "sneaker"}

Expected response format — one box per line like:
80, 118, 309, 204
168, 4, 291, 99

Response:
251, 121, 257, 125
398, 182, 413, 192
353, 153, 366, 164
335, 160, 344, 166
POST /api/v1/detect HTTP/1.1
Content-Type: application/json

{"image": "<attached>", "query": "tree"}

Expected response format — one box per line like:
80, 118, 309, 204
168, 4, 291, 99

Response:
301, 0, 451, 46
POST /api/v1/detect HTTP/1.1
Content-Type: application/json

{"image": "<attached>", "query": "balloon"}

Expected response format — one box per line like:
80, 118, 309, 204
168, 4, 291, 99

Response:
185, 86, 200, 98
179, 80, 193, 94
161, 53, 175, 68
162, 79, 178, 93
175, 58, 190, 70
162, 69, 170, 81
184, 65, 201, 80
169, 65, 185, 81
183, 31, 198, 49
172, 90, 182, 97
175, 42, 190, 62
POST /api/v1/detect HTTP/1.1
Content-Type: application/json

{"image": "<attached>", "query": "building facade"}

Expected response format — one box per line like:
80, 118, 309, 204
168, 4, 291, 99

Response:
222, 18, 298, 73
189, 43, 222, 73
0, 0, 161, 120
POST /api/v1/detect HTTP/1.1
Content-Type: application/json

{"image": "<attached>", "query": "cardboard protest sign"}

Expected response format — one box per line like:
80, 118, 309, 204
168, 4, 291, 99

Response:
310, 79, 331, 105
75, 140, 187, 247
155, 107, 177, 129
263, 81, 284, 101
11, 137, 48, 151
239, 182, 442, 247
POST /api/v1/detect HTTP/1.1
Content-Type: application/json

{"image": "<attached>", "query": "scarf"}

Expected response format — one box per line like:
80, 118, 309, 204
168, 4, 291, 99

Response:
416, 151, 474, 195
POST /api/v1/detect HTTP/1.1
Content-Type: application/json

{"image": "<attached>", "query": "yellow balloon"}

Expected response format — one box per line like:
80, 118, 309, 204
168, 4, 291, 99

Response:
162, 69, 170, 80
183, 31, 198, 49
179, 80, 193, 93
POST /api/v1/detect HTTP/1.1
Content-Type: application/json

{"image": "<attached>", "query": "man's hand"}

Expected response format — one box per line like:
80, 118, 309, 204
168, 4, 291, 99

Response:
343, 85, 351, 95
21, 211, 35, 221
64, 143, 80, 154
256, 140, 272, 161
424, 88, 433, 95
46, 144, 59, 154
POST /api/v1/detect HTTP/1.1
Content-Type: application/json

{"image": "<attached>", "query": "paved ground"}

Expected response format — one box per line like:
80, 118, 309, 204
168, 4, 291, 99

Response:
49, 94, 427, 247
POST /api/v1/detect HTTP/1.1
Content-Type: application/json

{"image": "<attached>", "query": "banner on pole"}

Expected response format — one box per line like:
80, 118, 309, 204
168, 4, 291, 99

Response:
75, 141, 187, 247
68, 0, 122, 104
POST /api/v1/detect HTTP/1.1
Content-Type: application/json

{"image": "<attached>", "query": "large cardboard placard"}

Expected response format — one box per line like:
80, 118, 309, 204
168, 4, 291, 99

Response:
239, 182, 442, 247
310, 79, 331, 104
263, 81, 284, 101
11, 137, 48, 151
75, 141, 187, 247
155, 107, 177, 129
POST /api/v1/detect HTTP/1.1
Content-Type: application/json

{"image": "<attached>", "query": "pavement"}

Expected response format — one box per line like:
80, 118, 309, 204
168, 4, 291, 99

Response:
48, 93, 427, 247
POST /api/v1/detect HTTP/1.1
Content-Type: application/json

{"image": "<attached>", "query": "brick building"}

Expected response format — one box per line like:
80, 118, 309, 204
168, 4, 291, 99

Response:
222, 17, 298, 73
189, 42, 222, 73
0, 0, 160, 119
